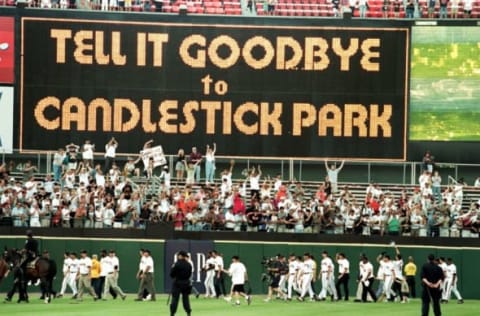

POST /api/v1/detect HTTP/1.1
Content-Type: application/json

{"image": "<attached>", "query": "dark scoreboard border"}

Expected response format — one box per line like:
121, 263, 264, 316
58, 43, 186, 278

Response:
18, 11, 409, 161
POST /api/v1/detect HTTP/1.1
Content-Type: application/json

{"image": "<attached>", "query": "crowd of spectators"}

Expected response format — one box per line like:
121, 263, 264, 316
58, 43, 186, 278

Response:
2, 0, 477, 20
0, 143, 479, 238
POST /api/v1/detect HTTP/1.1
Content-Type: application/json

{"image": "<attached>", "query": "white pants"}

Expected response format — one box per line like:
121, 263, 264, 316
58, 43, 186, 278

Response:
444, 278, 462, 300
300, 273, 314, 299
60, 273, 78, 295
287, 274, 298, 298
204, 270, 216, 297
318, 273, 337, 299
278, 275, 287, 292
383, 275, 396, 299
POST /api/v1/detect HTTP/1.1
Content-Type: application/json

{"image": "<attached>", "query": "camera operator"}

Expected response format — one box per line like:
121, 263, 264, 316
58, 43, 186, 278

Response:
264, 255, 287, 302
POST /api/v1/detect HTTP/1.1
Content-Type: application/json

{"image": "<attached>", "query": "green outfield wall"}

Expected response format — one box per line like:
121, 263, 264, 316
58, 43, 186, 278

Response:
1, 236, 479, 300
0, 237, 165, 295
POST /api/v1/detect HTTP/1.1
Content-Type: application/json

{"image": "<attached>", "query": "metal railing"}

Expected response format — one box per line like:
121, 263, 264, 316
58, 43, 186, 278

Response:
2, 149, 480, 186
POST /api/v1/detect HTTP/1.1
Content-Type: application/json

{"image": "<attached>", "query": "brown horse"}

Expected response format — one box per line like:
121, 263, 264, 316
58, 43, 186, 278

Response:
0, 256, 9, 284
4, 248, 56, 303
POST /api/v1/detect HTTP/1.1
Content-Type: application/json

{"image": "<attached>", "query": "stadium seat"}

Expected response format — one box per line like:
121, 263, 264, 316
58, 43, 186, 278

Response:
204, 7, 216, 14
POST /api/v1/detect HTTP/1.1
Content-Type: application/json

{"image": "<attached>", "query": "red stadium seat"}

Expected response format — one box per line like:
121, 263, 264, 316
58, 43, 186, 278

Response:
205, 7, 216, 14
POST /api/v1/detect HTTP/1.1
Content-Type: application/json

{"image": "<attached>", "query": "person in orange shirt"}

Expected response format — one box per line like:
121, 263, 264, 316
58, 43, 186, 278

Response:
184, 196, 198, 214
91, 254, 102, 299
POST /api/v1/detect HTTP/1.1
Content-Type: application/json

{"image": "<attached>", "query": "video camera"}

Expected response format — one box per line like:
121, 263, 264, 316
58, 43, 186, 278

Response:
260, 256, 277, 268
260, 256, 278, 283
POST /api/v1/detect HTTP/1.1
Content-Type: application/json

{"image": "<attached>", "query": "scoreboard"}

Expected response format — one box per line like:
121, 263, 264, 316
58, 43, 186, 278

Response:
19, 16, 409, 160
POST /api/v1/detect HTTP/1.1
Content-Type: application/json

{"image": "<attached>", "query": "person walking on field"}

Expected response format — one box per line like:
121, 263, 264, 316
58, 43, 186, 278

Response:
297, 253, 315, 301
135, 249, 156, 301
76, 250, 98, 301
336, 253, 350, 301
203, 252, 216, 298
318, 251, 338, 301
223, 255, 252, 306
443, 258, 463, 304
359, 255, 377, 303
91, 254, 102, 299
57, 251, 77, 298
58, 252, 79, 299
102, 250, 126, 300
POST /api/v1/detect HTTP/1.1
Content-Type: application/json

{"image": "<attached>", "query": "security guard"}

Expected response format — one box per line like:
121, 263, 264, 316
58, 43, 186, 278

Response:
421, 254, 444, 316
170, 250, 192, 316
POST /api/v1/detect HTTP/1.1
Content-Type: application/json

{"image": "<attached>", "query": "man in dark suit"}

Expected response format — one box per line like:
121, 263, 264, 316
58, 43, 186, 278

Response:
169, 251, 192, 316
421, 254, 444, 316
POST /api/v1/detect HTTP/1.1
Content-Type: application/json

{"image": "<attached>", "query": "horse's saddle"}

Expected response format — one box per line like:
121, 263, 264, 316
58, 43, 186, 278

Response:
26, 257, 39, 269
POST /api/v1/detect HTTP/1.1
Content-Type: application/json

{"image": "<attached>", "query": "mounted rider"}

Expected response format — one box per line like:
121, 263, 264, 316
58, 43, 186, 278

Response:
21, 230, 39, 271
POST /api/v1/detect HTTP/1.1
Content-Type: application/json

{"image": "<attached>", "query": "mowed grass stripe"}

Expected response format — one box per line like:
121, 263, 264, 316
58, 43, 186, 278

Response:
1, 294, 479, 316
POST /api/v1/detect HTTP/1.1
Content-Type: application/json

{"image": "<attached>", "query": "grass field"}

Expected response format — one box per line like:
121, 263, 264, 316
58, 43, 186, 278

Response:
1, 293, 479, 316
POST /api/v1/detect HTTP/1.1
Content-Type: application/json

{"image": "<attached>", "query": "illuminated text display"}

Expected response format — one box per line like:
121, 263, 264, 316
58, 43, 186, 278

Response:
20, 18, 409, 159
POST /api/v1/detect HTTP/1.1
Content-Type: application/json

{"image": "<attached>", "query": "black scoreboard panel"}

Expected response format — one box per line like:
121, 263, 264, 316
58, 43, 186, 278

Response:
19, 17, 409, 160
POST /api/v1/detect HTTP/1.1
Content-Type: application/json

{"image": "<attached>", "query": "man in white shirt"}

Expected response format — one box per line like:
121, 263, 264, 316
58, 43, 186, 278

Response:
392, 247, 408, 303
104, 137, 118, 173
99, 250, 109, 299
224, 255, 251, 305
438, 257, 448, 302
248, 166, 262, 200
443, 258, 463, 304
325, 160, 345, 193
318, 251, 338, 301
380, 255, 396, 301
297, 253, 315, 301
336, 253, 350, 301
69, 252, 80, 298
286, 254, 299, 300
102, 203, 115, 228
82, 140, 95, 167
102, 250, 126, 300
359, 255, 377, 302
76, 250, 98, 301
203, 252, 217, 298
58, 251, 77, 298
212, 251, 226, 298
135, 249, 156, 301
